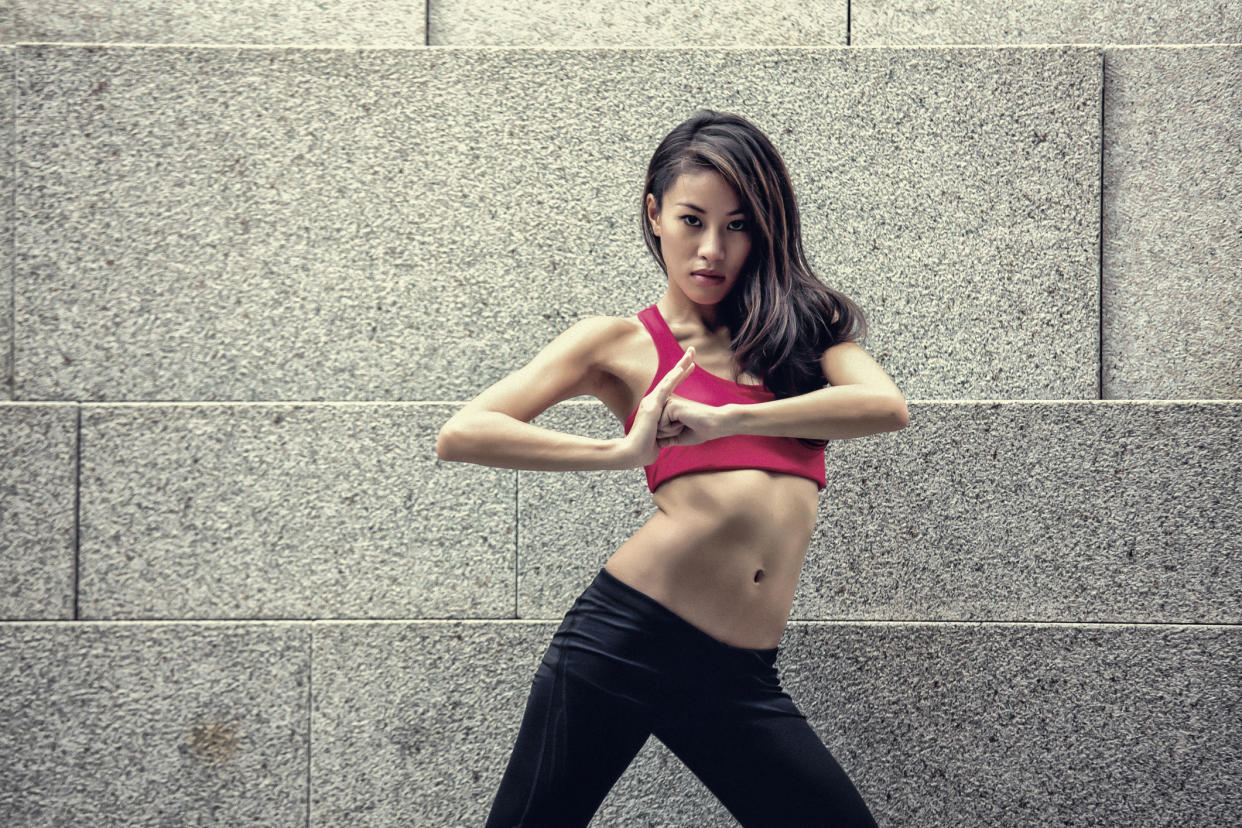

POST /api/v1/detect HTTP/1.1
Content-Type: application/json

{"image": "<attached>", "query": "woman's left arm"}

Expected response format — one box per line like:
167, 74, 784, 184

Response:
661, 342, 909, 444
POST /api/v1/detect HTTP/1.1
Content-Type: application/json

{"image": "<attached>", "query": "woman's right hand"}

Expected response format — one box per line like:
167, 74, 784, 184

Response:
615, 347, 696, 468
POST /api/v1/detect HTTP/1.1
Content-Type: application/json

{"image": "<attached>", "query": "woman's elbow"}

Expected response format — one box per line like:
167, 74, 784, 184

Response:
436, 419, 466, 461
437, 410, 507, 462
888, 397, 910, 431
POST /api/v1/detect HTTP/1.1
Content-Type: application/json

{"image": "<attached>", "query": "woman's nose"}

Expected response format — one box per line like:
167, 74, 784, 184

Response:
699, 229, 724, 262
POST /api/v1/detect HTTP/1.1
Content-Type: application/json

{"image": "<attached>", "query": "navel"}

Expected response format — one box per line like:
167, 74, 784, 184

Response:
753, 569, 765, 583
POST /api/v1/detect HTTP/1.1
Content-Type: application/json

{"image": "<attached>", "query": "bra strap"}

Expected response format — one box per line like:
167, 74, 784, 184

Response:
637, 304, 684, 378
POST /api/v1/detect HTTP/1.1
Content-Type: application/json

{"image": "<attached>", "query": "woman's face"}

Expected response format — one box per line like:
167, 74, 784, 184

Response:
647, 169, 752, 304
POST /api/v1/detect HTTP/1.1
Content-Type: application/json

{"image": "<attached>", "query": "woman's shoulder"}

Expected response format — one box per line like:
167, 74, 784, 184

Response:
559, 313, 647, 353
555, 313, 656, 391
563, 313, 658, 416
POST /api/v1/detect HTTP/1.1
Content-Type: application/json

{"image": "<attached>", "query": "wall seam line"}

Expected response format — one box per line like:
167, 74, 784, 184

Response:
9, 45, 16, 401
73, 405, 81, 619
1098, 48, 1106, 400
306, 626, 313, 828
0, 617, 1237, 629
513, 470, 519, 619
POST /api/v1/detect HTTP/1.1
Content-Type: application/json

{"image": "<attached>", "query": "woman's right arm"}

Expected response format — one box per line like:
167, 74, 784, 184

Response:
435, 316, 694, 472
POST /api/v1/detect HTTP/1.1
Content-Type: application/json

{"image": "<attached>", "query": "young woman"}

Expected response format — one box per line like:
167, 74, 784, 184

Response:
437, 109, 907, 827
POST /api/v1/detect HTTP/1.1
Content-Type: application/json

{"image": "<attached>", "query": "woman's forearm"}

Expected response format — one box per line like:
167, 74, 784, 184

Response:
721, 386, 909, 441
436, 410, 630, 471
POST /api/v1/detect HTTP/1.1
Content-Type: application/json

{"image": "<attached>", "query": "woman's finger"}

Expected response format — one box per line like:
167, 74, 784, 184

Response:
654, 348, 695, 403
657, 420, 683, 438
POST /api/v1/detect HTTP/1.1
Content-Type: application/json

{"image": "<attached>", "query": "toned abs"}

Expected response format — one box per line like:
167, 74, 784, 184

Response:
593, 316, 822, 650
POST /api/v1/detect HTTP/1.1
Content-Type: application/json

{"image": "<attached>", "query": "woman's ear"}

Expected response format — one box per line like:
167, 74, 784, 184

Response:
646, 193, 660, 235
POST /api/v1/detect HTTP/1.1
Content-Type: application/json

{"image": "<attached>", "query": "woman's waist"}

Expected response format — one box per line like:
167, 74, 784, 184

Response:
545, 569, 792, 709
604, 505, 815, 649
652, 468, 818, 523
561, 568, 780, 668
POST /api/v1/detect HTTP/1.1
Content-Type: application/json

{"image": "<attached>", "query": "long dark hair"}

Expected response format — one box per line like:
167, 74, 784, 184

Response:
641, 109, 866, 449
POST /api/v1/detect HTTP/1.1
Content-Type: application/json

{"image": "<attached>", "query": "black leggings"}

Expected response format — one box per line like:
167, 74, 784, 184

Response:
485, 568, 877, 827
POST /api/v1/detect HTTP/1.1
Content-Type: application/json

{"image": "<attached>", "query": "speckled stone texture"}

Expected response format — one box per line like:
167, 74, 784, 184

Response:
17, 45, 1097, 402
430, 1, 844, 47
0, 404, 77, 620
309, 620, 1240, 826
311, 619, 762, 826
781, 622, 1242, 826
1103, 46, 1242, 399
0, 622, 310, 826
3, 15, 1239, 827
518, 401, 1242, 625
11, 0, 426, 46
798, 401, 1242, 623
78, 403, 516, 619
853, 1, 1242, 45
311, 621, 554, 826
0, 47, 11, 400
518, 402, 652, 616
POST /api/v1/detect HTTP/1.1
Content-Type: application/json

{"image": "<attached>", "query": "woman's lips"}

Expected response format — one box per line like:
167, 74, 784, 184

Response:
691, 271, 725, 284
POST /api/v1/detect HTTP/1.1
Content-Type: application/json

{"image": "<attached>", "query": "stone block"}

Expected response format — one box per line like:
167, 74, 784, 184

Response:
780, 622, 1242, 825
798, 401, 1242, 623
1102, 45, 1242, 398
0, 622, 310, 826
309, 619, 1241, 825
853, 1, 1242, 46
79, 403, 515, 619
12, 0, 426, 46
18, 45, 1098, 402
0, 45, 11, 400
516, 401, 1242, 624
311, 620, 551, 826
518, 402, 650, 617
0, 403, 77, 620
430, 0, 844, 47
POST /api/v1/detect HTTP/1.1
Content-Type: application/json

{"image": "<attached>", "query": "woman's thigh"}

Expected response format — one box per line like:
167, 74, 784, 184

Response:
653, 687, 877, 828
484, 614, 655, 827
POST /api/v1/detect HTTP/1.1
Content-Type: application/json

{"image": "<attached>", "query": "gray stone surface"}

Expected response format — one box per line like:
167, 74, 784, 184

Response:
853, 1, 1242, 46
310, 620, 1240, 826
1103, 46, 1242, 399
11, 0, 425, 46
0, 403, 77, 620
781, 622, 1242, 827
1, 47, 11, 400
311, 621, 552, 827
798, 401, 1242, 623
518, 401, 1242, 624
0, 622, 310, 826
0, 45, 10, 402
807, 46, 1100, 401
18, 45, 1097, 402
518, 402, 651, 617
430, 0, 844, 47
79, 403, 515, 619
310, 619, 761, 826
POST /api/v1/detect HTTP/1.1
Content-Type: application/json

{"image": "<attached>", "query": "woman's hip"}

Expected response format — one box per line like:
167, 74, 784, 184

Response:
541, 568, 798, 717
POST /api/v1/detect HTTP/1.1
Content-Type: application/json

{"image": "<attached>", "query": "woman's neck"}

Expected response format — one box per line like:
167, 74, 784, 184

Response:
657, 287, 730, 333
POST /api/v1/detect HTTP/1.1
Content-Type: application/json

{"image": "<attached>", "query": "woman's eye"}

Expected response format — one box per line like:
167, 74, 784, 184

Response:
678, 215, 746, 231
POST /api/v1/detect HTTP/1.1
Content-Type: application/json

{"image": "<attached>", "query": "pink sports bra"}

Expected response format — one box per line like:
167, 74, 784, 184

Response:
622, 304, 827, 492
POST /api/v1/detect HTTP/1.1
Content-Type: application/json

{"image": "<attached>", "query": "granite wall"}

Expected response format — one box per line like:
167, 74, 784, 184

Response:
1, 2, 1239, 825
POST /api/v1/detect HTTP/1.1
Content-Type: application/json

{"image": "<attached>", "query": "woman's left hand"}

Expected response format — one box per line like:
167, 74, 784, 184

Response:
656, 395, 732, 447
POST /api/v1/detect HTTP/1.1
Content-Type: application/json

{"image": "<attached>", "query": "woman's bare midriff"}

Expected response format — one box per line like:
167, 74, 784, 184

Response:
603, 467, 820, 650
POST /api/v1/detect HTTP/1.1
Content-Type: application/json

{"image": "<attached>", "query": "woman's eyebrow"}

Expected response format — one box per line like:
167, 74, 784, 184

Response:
675, 201, 746, 216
